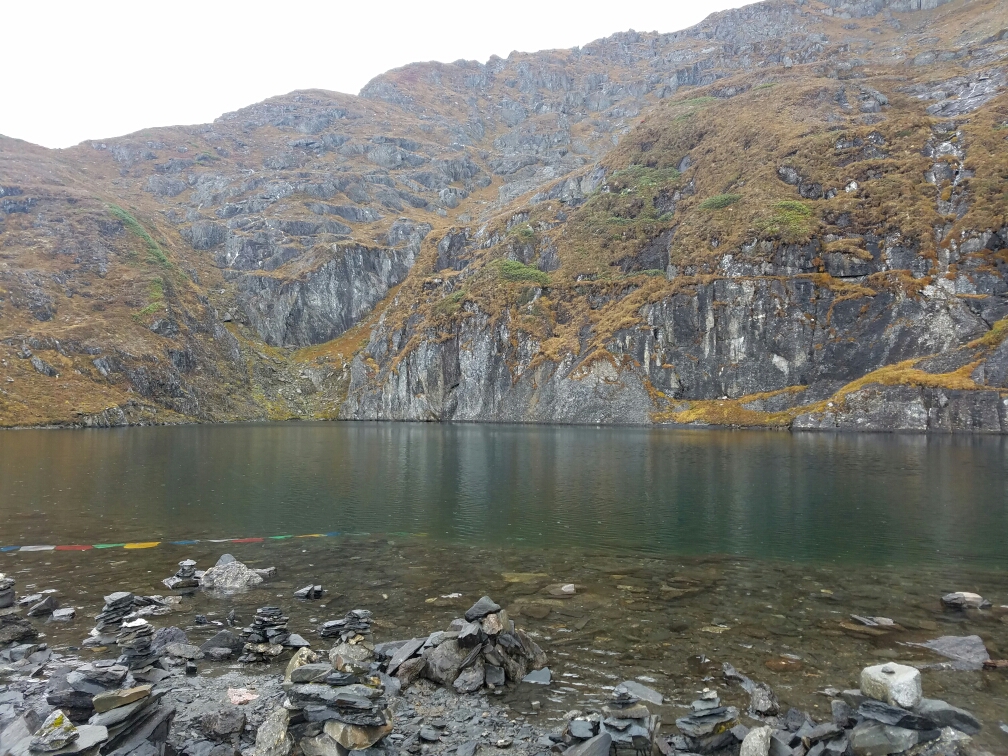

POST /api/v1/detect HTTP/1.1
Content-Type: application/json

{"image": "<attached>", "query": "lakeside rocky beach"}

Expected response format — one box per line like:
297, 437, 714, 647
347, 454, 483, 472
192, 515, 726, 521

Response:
3, 550, 1008, 756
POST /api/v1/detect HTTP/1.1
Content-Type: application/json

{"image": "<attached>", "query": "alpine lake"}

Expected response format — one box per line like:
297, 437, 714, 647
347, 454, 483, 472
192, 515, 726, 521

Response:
1, 423, 1007, 750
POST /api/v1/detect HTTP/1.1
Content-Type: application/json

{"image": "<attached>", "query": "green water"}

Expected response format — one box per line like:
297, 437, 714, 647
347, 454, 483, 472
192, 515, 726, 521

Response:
1, 423, 1007, 564
1, 424, 1007, 748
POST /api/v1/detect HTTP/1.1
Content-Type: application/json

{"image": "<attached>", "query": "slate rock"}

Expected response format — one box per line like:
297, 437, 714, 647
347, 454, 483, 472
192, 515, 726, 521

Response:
423, 640, 467, 685
564, 733, 612, 756
914, 698, 981, 735
454, 660, 486, 693
201, 707, 247, 742
385, 638, 425, 674
858, 700, 936, 731
27, 596, 60, 618
522, 667, 550, 685
164, 643, 204, 660
748, 682, 780, 716
322, 717, 393, 751
395, 656, 426, 687
0, 614, 38, 645
290, 664, 334, 684
568, 720, 596, 740
200, 631, 244, 655
152, 627, 189, 653
831, 699, 855, 729
485, 665, 505, 687
30, 710, 79, 752
464, 597, 501, 622
93, 685, 151, 714
300, 732, 349, 756
915, 635, 990, 671
849, 720, 937, 755
675, 707, 739, 738
616, 681, 663, 705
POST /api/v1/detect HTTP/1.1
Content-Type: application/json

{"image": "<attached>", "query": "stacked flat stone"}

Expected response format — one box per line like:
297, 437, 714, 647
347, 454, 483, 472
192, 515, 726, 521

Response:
375, 595, 547, 694
660, 661, 984, 756
284, 647, 394, 752
674, 690, 740, 754
163, 559, 200, 591
0, 574, 14, 609
46, 660, 128, 722
601, 685, 661, 755
319, 609, 373, 641
82, 591, 137, 647
30, 667, 175, 756
116, 618, 160, 669
89, 682, 175, 755
95, 592, 135, 632
239, 606, 294, 663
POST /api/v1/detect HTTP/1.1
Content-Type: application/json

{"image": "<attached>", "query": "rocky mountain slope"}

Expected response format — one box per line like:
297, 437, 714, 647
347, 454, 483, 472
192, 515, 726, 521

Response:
1, 0, 1006, 430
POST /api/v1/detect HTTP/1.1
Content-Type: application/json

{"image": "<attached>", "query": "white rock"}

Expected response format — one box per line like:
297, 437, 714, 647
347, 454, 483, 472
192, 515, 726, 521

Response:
941, 592, 987, 609
740, 726, 772, 756
860, 663, 922, 708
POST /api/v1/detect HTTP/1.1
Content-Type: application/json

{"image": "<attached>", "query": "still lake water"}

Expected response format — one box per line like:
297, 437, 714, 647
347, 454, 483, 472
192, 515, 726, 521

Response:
1, 424, 1007, 747
1, 423, 1007, 563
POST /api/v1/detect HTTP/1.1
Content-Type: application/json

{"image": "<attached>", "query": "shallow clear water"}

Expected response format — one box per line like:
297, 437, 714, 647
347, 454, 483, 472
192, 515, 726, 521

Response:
1, 424, 1007, 748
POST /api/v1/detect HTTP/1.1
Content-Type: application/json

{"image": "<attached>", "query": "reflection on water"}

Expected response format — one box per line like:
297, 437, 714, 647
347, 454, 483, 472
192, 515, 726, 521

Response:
1, 424, 1007, 748
1, 423, 1007, 565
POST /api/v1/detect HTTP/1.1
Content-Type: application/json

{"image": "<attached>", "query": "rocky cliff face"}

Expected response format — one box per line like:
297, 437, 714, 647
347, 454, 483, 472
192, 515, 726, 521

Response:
1, 0, 1006, 430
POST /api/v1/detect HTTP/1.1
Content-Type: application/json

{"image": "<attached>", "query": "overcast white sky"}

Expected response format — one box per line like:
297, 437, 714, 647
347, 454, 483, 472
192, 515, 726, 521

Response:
3, 1, 748, 149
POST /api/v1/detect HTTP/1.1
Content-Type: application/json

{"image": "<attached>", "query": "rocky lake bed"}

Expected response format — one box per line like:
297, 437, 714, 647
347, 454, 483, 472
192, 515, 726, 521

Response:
2, 538, 1008, 756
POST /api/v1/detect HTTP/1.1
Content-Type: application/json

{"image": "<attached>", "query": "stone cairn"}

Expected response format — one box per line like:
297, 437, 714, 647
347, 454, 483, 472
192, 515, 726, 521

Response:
252, 608, 391, 756
657, 661, 983, 756
116, 618, 159, 670
0, 573, 14, 609
239, 606, 311, 663
86, 592, 140, 647
83, 592, 172, 650
163, 559, 200, 592
279, 645, 393, 753
319, 609, 372, 641
564, 683, 662, 756
294, 584, 325, 600
373, 595, 547, 694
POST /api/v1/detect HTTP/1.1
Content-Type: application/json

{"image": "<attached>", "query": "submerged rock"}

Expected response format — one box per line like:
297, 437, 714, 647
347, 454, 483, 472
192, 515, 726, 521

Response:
200, 555, 268, 594
914, 635, 990, 671
0, 614, 37, 645
940, 592, 990, 610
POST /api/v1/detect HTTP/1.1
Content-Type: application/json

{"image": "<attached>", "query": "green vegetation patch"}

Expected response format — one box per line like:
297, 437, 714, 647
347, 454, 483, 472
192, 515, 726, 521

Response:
433, 289, 466, 316
497, 259, 551, 286
756, 200, 815, 241
109, 205, 170, 266
610, 164, 680, 190
133, 278, 165, 320
698, 193, 742, 210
